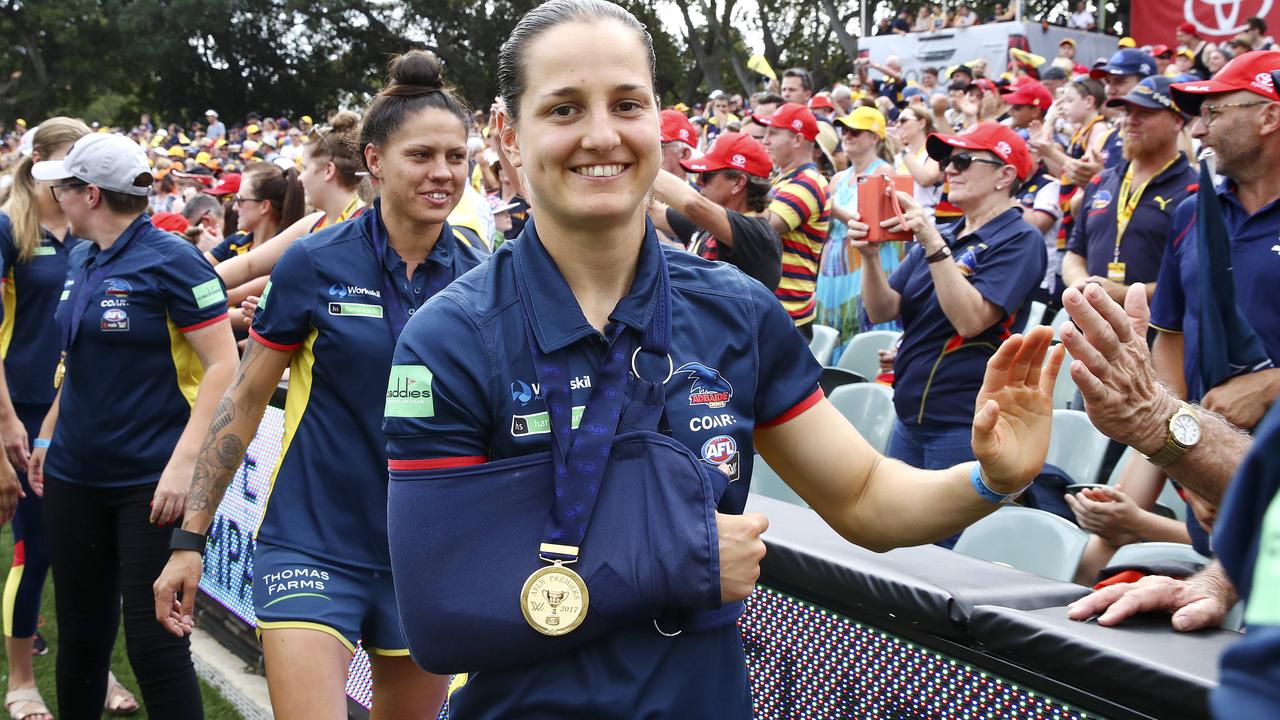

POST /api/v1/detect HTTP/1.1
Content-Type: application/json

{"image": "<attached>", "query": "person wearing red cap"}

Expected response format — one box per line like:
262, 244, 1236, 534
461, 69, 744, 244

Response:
651, 132, 781, 290
1175, 22, 1218, 81
755, 102, 829, 338
855, 123, 1047, 522
659, 109, 698, 177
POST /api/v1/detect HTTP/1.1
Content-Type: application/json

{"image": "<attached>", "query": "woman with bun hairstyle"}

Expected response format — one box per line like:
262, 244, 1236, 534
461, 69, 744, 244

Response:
381, 2, 1058, 718
154, 50, 484, 719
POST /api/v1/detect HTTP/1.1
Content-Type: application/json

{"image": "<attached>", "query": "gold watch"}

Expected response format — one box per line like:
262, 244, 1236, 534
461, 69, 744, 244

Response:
1144, 402, 1201, 467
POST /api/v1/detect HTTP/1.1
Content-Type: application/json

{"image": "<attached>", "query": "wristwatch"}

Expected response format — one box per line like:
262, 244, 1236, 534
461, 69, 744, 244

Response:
1144, 401, 1201, 467
169, 528, 207, 555
925, 245, 952, 264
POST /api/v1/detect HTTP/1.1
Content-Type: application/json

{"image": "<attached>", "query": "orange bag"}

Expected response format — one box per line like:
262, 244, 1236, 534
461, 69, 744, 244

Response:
856, 174, 915, 243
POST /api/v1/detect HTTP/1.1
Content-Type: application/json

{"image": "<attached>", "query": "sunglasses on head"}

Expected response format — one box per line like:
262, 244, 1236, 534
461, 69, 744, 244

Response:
941, 152, 1006, 172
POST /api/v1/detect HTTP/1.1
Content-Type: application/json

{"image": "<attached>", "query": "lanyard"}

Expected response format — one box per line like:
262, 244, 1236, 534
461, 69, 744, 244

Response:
60, 218, 145, 356
514, 232, 672, 563
1113, 155, 1179, 261
313, 197, 363, 233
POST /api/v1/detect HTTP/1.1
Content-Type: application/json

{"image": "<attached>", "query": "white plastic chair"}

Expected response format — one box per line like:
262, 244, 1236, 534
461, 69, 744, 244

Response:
1049, 307, 1072, 340
809, 325, 839, 366
828, 383, 896, 454
749, 455, 809, 508
1045, 409, 1110, 485
836, 330, 901, 380
1020, 300, 1047, 333
1108, 541, 1209, 569
954, 506, 1090, 582
1052, 347, 1077, 409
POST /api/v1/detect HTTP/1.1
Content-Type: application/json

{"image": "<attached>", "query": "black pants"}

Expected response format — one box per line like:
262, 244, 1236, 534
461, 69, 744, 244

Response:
43, 476, 203, 720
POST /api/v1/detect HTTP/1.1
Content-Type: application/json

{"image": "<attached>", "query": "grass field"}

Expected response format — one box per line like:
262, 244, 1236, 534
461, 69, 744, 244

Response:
0, 525, 245, 719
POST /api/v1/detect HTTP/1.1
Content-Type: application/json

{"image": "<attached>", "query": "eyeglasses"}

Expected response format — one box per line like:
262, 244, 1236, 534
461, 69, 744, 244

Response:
1199, 99, 1269, 126
895, 115, 918, 124
941, 152, 1006, 173
232, 195, 264, 206
49, 181, 87, 202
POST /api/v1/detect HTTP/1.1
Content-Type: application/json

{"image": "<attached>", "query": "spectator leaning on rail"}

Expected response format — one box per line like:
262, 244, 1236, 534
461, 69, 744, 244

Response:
1062, 76, 1196, 306
651, 131, 782, 291
855, 123, 1047, 545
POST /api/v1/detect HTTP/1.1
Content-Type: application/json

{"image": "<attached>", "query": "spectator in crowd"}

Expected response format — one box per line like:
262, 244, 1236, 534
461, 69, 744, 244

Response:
781, 67, 814, 105
929, 3, 947, 30
892, 104, 945, 220
831, 85, 855, 115
952, 5, 978, 27
860, 55, 908, 106
1150, 44, 1174, 77
1244, 16, 1274, 50
1149, 51, 1280, 427
659, 109, 697, 176
1172, 47, 1196, 77
149, 172, 183, 215
919, 67, 944, 97
891, 8, 912, 35
28, 132, 237, 718
1055, 282, 1276, 717
819, 107, 896, 357
155, 49, 481, 720
756, 102, 829, 339
180, 193, 225, 252
1206, 48, 1232, 76
1051, 38, 1078, 73
857, 123, 1046, 543
1004, 82, 1063, 300
705, 90, 739, 142
204, 110, 225, 141
652, 132, 782, 290
1090, 49, 1159, 170
1063, 76, 1195, 305
913, 6, 932, 32
1039, 65, 1069, 95
1069, 1, 1095, 30
1176, 22, 1218, 79
203, 161, 306, 266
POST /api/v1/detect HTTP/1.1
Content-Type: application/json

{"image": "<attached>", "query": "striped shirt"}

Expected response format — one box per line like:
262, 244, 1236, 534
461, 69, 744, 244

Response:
768, 163, 829, 326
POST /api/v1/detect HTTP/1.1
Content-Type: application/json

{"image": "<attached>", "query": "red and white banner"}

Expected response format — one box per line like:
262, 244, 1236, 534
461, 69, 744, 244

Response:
1131, 0, 1280, 45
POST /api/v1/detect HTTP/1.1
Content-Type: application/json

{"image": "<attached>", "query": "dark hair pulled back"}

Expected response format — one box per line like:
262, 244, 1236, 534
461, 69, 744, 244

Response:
357, 50, 471, 171
498, 0, 657, 122
242, 161, 308, 229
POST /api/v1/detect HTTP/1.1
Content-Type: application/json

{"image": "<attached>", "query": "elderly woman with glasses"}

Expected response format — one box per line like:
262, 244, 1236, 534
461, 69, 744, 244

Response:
853, 122, 1047, 546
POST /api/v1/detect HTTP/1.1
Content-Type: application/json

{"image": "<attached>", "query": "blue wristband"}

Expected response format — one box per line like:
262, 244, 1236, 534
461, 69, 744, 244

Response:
970, 463, 1022, 504
32, 438, 51, 449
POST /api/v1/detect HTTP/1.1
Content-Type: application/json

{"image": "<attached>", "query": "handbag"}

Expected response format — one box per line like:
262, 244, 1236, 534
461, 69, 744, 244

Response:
387, 232, 734, 674
856, 174, 914, 243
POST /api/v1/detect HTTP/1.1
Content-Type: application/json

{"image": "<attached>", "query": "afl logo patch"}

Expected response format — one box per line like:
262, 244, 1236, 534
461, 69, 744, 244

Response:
701, 434, 741, 482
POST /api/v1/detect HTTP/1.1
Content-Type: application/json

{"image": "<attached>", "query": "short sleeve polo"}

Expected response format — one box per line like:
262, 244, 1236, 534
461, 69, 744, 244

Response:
249, 204, 487, 569
0, 211, 84, 404
768, 163, 830, 326
46, 216, 229, 487
888, 208, 1046, 426
208, 231, 254, 263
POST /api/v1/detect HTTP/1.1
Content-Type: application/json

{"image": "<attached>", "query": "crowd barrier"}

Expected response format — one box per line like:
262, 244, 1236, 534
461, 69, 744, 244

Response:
194, 395, 1236, 719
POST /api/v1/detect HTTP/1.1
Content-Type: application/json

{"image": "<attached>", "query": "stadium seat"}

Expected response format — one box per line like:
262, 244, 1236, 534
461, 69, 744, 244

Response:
750, 455, 809, 508
828, 383, 895, 454
1045, 409, 1110, 485
819, 366, 867, 397
1020, 300, 1047, 333
1108, 541, 1209, 569
836, 330, 900, 380
1052, 347, 1077, 409
809, 325, 839, 366
953, 506, 1090, 583
1049, 307, 1072, 340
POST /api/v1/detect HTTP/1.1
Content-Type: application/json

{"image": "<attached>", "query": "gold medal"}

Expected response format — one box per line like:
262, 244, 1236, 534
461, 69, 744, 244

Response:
53, 358, 65, 389
520, 562, 589, 636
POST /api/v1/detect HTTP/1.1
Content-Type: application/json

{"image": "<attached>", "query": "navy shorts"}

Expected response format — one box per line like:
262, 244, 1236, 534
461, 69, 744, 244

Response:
253, 542, 407, 656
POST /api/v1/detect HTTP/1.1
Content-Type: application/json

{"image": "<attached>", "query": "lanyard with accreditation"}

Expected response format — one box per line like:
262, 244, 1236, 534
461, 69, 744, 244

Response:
1109, 155, 1180, 283
387, 221, 735, 674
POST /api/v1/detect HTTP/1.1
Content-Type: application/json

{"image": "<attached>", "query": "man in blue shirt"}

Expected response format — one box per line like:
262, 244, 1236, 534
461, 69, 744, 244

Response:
1064, 76, 1195, 306
1090, 49, 1158, 170
1151, 51, 1280, 429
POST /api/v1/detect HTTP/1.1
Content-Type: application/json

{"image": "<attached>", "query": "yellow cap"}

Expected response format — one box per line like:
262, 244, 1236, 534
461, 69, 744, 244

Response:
246, 123, 260, 134
833, 106, 887, 139
167, 146, 187, 158
300, 115, 313, 125
15, 118, 26, 127
1118, 37, 1136, 48
195, 151, 212, 165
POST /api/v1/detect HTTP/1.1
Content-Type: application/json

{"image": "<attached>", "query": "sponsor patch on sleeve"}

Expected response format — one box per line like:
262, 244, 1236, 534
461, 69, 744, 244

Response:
192, 278, 227, 309
257, 280, 271, 310
386, 364, 435, 418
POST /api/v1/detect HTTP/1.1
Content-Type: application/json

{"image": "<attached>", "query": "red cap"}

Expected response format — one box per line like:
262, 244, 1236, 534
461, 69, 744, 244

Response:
151, 212, 190, 234
1170, 50, 1280, 115
1177, 22, 1196, 36
751, 102, 819, 141
972, 78, 1000, 95
205, 172, 241, 196
926, 121, 1034, 180
1002, 80, 1055, 109
809, 94, 834, 112
1151, 44, 1171, 58
660, 110, 698, 148
680, 132, 773, 177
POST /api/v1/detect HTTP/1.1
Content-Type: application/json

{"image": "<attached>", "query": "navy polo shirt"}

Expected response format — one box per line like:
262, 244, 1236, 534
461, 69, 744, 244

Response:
1100, 127, 1124, 170
250, 201, 486, 570
1211, 403, 1280, 716
1150, 186, 1280, 400
889, 208, 1046, 427
0, 212, 83, 405
208, 231, 254, 263
1066, 155, 1195, 283
384, 219, 821, 714
46, 216, 229, 487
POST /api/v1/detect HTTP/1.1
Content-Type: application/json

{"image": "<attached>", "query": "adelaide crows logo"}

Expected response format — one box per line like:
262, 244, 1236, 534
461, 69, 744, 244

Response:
675, 362, 733, 408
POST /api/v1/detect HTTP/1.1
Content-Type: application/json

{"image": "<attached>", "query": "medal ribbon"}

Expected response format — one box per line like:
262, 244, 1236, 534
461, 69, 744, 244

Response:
515, 229, 672, 563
